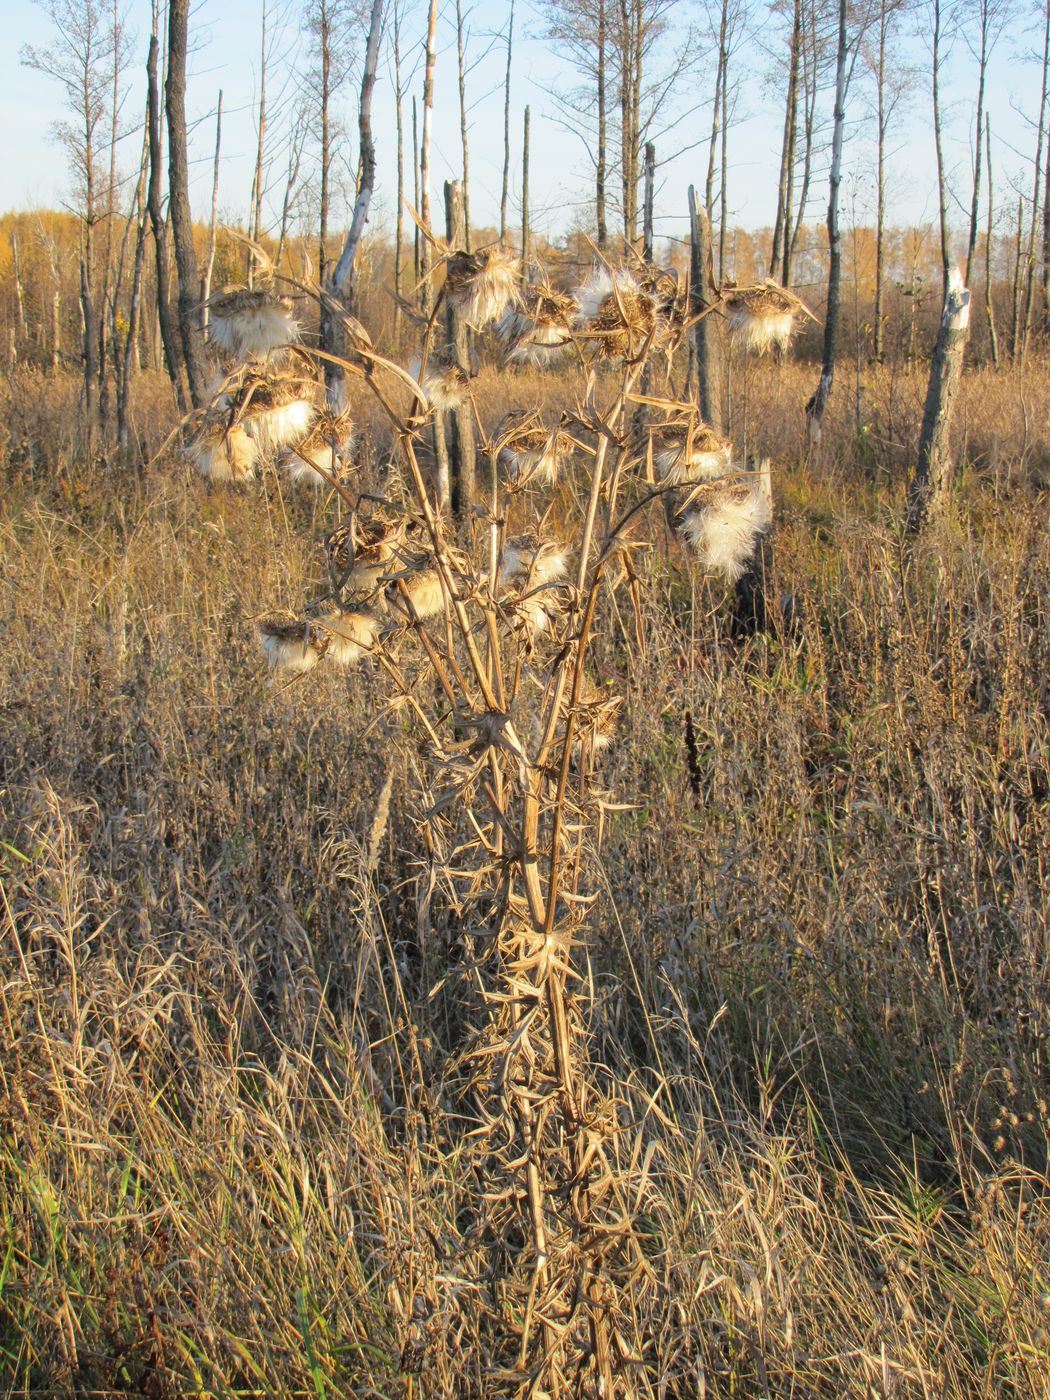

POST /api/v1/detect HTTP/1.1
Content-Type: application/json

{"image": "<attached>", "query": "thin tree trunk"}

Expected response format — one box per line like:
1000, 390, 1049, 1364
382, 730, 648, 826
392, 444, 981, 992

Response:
444, 179, 476, 520
965, 6, 989, 284
719, 58, 728, 279
394, 2, 405, 340
907, 268, 970, 532
166, 0, 208, 407
118, 158, 150, 451
688, 185, 722, 431
202, 91, 222, 336
500, 0, 514, 242
932, 0, 951, 294
596, 0, 607, 247
787, 4, 817, 284
250, 0, 269, 269
319, 0, 331, 287
1010, 195, 1024, 359
326, 0, 384, 407
806, 0, 848, 440
642, 142, 655, 262
521, 104, 530, 270
984, 116, 1000, 367
412, 96, 421, 283
11, 233, 28, 348
874, 0, 887, 361
771, 1, 801, 280
146, 32, 185, 411
1022, 0, 1050, 358
419, 0, 438, 311
705, 0, 727, 221
455, 0, 471, 249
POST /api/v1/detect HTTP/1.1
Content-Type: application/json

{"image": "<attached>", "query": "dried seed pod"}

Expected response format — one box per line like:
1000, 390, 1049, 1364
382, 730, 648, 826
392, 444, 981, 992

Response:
205, 286, 300, 361
574, 267, 658, 361
257, 610, 323, 674
497, 282, 578, 365
678, 477, 772, 582
409, 344, 476, 411
650, 413, 732, 486
307, 605, 381, 665
188, 418, 259, 483
279, 409, 355, 487
324, 511, 412, 595
494, 409, 572, 488
500, 534, 570, 589
720, 278, 814, 356
232, 372, 320, 455
444, 246, 521, 329
386, 562, 446, 621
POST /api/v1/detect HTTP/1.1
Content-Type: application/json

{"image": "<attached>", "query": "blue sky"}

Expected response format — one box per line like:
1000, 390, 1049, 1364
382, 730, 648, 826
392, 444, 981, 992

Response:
3, 0, 1045, 255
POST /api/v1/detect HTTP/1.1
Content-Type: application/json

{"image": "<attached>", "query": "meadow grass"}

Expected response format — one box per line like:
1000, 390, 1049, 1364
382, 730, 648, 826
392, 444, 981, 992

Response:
0, 355, 1048, 1396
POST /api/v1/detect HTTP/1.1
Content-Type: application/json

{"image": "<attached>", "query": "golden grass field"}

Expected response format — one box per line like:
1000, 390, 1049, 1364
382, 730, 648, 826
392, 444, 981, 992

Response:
1, 349, 1048, 1397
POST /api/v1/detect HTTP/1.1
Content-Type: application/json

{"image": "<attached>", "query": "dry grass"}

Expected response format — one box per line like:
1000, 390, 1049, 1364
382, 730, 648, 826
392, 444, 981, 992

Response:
1, 355, 1049, 1396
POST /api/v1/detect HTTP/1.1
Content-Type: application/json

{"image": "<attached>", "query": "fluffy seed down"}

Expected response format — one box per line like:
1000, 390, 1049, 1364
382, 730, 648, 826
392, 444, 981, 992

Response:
494, 410, 571, 488
309, 607, 381, 665
721, 280, 813, 356
257, 611, 321, 675
409, 346, 473, 410
206, 288, 300, 361
497, 284, 578, 365
386, 565, 445, 621
500, 535, 569, 589
279, 411, 354, 487
650, 417, 732, 486
444, 247, 521, 330
678, 480, 773, 582
190, 421, 259, 483
574, 267, 658, 361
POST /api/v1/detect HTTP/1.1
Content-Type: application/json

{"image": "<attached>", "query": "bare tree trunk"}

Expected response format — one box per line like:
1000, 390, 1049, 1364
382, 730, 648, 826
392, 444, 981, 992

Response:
1010, 195, 1024, 359
596, 0, 608, 247
500, 0, 514, 242
719, 57, 729, 279
250, 0, 269, 271
326, 0, 384, 407
984, 116, 1000, 367
146, 32, 185, 411
907, 269, 970, 532
444, 179, 476, 521
874, 0, 888, 361
705, 0, 727, 222
771, 1, 801, 280
965, 7, 989, 283
11, 233, 28, 349
688, 185, 722, 432
275, 122, 305, 271
412, 96, 421, 284
118, 155, 150, 451
455, 0, 472, 249
521, 104, 531, 269
202, 93, 222, 336
167, 0, 209, 408
932, 0, 951, 294
642, 142, 655, 261
806, 0, 847, 440
394, 2, 405, 341
786, 6, 817, 286
419, 0, 438, 312
1022, 0, 1050, 359
318, 0, 331, 286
